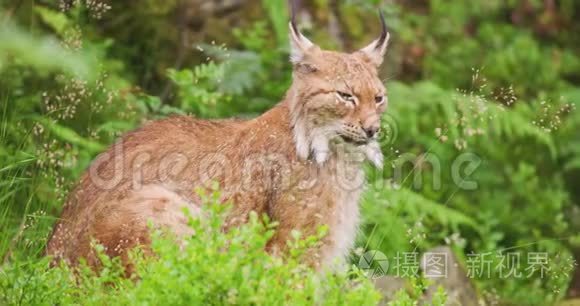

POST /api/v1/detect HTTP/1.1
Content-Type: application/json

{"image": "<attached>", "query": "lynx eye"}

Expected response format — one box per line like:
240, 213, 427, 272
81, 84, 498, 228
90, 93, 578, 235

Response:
336, 91, 355, 104
375, 95, 384, 104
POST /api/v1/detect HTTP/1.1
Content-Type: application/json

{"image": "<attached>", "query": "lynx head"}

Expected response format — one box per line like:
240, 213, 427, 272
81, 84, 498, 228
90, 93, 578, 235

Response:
288, 11, 390, 168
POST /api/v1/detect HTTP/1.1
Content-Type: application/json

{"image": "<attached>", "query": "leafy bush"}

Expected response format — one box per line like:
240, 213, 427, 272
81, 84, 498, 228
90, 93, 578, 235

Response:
0, 191, 381, 305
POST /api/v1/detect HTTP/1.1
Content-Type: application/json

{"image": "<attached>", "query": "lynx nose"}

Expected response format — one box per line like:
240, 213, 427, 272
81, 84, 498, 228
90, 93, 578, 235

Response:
363, 126, 379, 138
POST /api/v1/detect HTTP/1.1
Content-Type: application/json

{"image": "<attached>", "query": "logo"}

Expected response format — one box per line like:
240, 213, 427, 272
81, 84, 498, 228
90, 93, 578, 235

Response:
358, 250, 389, 278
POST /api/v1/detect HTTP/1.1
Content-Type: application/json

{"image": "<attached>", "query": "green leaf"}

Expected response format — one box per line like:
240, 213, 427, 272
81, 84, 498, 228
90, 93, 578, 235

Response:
34, 6, 72, 36
34, 117, 104, 153
0, 23, 96, 80
261, 0, 289, 46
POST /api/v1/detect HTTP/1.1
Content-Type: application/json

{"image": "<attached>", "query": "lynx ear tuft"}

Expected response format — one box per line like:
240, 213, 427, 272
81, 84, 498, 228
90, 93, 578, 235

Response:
358, 10, 390, 67
289, 21, 316, 65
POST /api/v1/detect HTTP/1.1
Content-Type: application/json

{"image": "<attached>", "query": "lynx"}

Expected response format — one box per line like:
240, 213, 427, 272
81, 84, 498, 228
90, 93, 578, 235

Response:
46, 12, 390, 271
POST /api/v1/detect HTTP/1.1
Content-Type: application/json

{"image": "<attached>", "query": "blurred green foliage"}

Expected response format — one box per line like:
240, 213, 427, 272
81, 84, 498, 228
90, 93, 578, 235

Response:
0, 0, 579, 305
